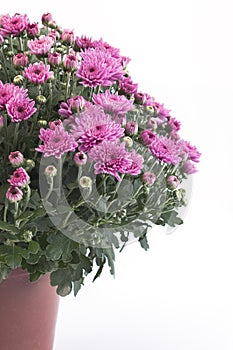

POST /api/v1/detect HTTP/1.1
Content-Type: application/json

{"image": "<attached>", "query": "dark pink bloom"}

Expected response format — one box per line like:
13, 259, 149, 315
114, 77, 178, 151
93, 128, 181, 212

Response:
142, 172, 156, 186
8, 167, 29, 187
0, 82, 16, 109
153, 101, 171, 120
48, 52, 61, 66
74, 151, 87, 166
6, 94, 36, 122
49, 119, 63, 130
28, 35, 54, 55
169, 117, 181, 132
6, 186, 23, 202
26, 22, 39, 36
74, 35, 93, 50
71, 105, 125, 153
149, 136, 181, 165
183, 160, 197, 174
93, 90, 134, 117
88, 140, 133, 181
119, 76, 138, 95
24, 62, 54, 84
61, 29, 74, 44
125, 150, 144, 176
141, 129, 157, 146
13, 53, 28, 67
125, 121, 138, 135
58, 96, 90, 117
9, 151, 24, 166
167, 175, 180, 188
77, 48, 124, 87
42, 13, 53, 25
36, 125, 78, 158
181, 141, 201, 163
63, 54, 78, 71
92, 38, 121, 58
0, 13, 28, 36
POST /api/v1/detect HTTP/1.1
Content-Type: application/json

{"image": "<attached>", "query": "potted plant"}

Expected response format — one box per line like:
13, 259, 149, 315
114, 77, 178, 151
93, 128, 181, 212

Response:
0, 12, 200, 350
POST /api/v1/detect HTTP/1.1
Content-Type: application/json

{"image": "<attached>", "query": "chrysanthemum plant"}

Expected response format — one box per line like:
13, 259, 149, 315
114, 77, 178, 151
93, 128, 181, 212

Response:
0, 13, 200, 296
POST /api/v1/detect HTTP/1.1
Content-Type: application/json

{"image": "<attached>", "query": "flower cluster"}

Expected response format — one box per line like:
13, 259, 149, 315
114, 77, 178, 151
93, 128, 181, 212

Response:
0, 12, 200, 297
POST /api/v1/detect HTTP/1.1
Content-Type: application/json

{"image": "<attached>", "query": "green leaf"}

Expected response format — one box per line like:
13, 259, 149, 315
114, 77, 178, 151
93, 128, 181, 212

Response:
28, 240, 40, 254
162, 210, 183, 227
139, 235, 150, 251
0, 220, 19, 234
73, 278, 84, 297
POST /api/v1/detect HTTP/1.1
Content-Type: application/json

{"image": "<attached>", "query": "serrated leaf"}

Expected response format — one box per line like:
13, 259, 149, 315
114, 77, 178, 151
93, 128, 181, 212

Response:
73, 278, 84, 297
139, 235, 150, 251
162, 210, 183, 227
28, 240, 40, 254
0, 220, 19, 234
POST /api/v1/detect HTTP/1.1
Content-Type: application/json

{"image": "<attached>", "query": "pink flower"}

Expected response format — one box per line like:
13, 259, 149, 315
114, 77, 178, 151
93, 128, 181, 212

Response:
63, 54, 78, 71
0, 82, 16, 109
147, 117, 157, 130
58, 96, 90, 117
0, 13, 28, 36
167, 175, 180, 188
74, 35, 93, 50
42, 13, 53, 25
6, 186, 23, 202
49, 119, 63, 130
89, 140, 133, 181
28, 35, 54, 55
8, 151, 24, 166
153, 102, 170, 120
183, 160, 197, 174
24, 62, 54, 84
48, 52, 61, 66
119, 76, 138, 95
61, 29, 74, 44
142, 172, 156, 186
8, 167, 29, 187
93, 90, 134, 117
141, 129, 157, 146
74, 151, 87, 166
77, 48, 124, 87
149, 136, 181, 165
36, 125, 78, 158
26, 22, 39, 36
125, 121, 138, 135
180, 141, 201, 163
13, 53, 28, 67
125, 150, 144, 176
71, 105, 125, 153
6, 94, 36, 122
169, 117, 181, 132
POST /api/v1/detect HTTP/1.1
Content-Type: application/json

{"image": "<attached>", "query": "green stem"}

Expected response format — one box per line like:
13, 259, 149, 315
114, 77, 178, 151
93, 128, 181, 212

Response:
44, 177, 54, 202
0, 48, 10, 81
13, 123, 20, 149
65, 72, 71, 100
23, 185, 31, 212
3, 202, 8, 222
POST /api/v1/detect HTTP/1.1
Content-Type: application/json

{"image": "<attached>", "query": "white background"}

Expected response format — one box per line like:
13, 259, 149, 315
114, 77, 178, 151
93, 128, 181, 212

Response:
3, 1, 233, 349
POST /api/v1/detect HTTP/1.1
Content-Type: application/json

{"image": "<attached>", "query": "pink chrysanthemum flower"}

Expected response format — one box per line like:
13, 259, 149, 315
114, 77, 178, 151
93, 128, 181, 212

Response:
179, 140, 201, 163
6, 94, 36, 123
28, 35, 54, 55
92, 38, 121, 58
61, 29, 74, 44
142, 172, 156, 186
0, 13, 28, 36
63, 54, 78, 71
48, 52, 61, 66
0, 82, 16, 109
24, 62, 54, 84
76, 48, 124, 87
8, 167, 30, 187
167, 175, 180, 188
6, 186, 23, 202
8, 151, 24, 166
74, 35, 93, 50
13, 53, 28, 67
124, 150, 144, 176
93, 90, 134, 117
153, 101, 171, 120
89, 140, 132, 181
26, 22, 39, 37
125, 121, 138, 135
48, 119, 63, 130
74, 151, 87, 166
41, 13, 53, 25
36, 125, 78, 158
141, 129, 157, 146
169, 117, 181, 132
149, 136, 182, 165
71, 105, 125, 153
119, 76, 138, 95
58, 96, 90, 117
183, 160, 197, 174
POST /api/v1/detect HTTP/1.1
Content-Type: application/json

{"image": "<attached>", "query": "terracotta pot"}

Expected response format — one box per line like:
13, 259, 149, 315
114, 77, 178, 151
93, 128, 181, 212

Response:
0, 268, 59, 350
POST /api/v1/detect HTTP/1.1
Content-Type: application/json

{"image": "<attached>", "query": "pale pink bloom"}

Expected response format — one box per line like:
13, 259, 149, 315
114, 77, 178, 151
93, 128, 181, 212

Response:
28, 35, 54, 55
24, 62, 54, 84
13, 53, 28, 67
42, 13, 53, 25
74, 151, 87, 166
36, 125, 78, 158
180, 140, 201, 163
74, 35, 93, 50
8, 167, 29, 187
141, 129, 157, 146
6, 94, 36, 122
169, 117, 181, 132
124, 149, 144, 176
61, 29, 74, 44
71, 105, 125, 153
125, 121, 138, 135
147, 117, 157, 130
0, 13, 28, 36
49, 119, 63, 130
183, 160, 197, 174
92, 38, 121, 58
63, 54, 78, 71
8, 151, 24, 166
149, 136, 181, 165
48, 52, 61, 66
93, 90, 134, 117
142, 172, 156, 186
119, 76, 138, 95
77, 48, 124, 87
167, 175, 180, 188
6, 186, 23, 202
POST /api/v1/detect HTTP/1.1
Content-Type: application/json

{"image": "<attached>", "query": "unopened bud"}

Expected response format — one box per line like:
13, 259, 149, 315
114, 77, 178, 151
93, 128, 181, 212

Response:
23, 230, 33, 242
79, 176, 92, 188
122, 136, 133, 148
36, 95, 47, 104
25, 159, 35, 171
44, 165, 57, 177
13, 75, 24, 85
37, 119, 47, 127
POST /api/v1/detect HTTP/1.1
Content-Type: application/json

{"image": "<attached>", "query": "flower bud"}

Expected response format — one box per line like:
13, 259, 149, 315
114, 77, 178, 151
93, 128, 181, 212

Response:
61, 29, 74, 44
36, 95, 47, 104
79, 176, 92, 188
142, 172, 156, 186
13, 75, 24, 85
122, 136, 133, 148
7, 51, 14, 57
125, 121, 138, 135
49, 120, 63, 130
42, 13, 53, 25
25, 159, 35, 171
44, 165, 57, 177
13, 53, 28, 67
63, 54, 78, 71
37, 119, 47, 127
6, 186, 23, 202
48, 20, 58, 29
9, 151, 24, 167
23, 230, 33, 242
147, 117, 157, 130
167, 175, 180, 189
48, 52, 61, 66
141, 129, 157, 146
74, 152, 87, 166
26, 22, 39, 37
146, 106, 155, 114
